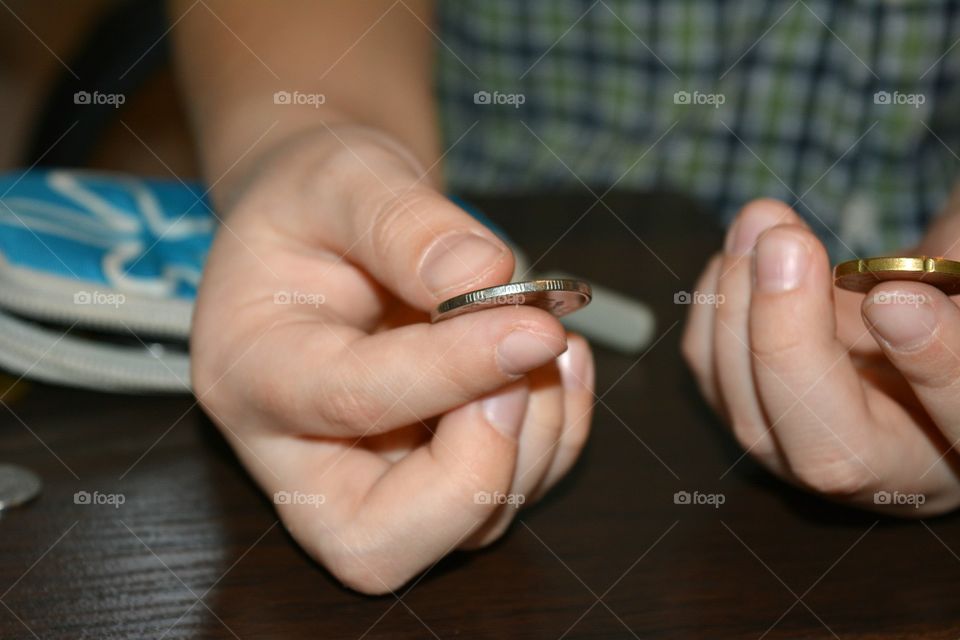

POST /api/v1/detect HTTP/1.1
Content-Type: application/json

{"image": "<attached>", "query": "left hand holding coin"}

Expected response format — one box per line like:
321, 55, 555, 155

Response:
682, 198, 960, 515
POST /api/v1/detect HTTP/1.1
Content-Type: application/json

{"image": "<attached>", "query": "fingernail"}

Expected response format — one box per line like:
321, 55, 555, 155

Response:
725, 207, 783, 256
497, 329, 565, 376
864, 291, 937, 351
754, 229, 809, 293
482, 383, 529, 438
419, 232, 505, 297
558, 338, 593, 391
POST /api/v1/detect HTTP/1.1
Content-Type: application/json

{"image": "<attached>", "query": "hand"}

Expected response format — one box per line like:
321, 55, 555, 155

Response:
682, 198, 960, 515
190, 126, 595, 593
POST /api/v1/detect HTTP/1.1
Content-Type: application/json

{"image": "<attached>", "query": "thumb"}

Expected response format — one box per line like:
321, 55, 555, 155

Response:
862, 282, 960, 443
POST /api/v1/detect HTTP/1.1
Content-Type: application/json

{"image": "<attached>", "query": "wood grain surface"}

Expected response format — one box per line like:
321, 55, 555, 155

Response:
1, 192, 958, 639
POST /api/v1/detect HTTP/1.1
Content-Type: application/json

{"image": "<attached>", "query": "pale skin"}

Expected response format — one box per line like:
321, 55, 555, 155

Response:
682, 197, 960, 516
172, 1, 594, 594
172, 0, 960, 594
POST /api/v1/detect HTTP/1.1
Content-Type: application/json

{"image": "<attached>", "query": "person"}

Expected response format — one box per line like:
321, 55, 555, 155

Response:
167, 1, 960, 594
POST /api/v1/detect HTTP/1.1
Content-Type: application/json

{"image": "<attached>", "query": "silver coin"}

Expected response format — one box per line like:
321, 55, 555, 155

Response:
0, 464, 42, 510
432, 278, 592, 322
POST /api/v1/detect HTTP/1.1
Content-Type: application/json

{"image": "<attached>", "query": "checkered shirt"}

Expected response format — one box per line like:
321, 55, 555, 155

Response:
435, 0, 960, 258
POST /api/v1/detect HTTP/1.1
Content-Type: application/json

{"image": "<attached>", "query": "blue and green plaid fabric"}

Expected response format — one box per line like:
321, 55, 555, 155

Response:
435, 0, 960, 258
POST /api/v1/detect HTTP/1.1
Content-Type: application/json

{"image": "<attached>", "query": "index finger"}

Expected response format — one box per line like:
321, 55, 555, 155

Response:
748, 225, 943, 499
246, 305, 567, 437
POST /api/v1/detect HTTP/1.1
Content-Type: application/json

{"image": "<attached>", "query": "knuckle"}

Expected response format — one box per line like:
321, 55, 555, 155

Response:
728, 418, 776, 459
191, 334, 252, 427
898, 351, 960, 391
454, 471, 508, 518
464, 516, 513, 551
251, 366, 290, 421
324, 529, 407, 595
315, 379, 383, 433
750, 329, 806, 367
790, 455, 874, 498
247, 342, 313, 427
308, 336, 387, 433
525, 397, 565, 442
434, 459, 512, 521
437, 409, 515, 484
366, 190, 434, 266
431, 366, 480, 407
316, 139, 362, 181
329, 559, 396, 595
919, 368, 960, 391
740, 198, 794, 221
469, 496, 502, 522
315, 132, 393, 185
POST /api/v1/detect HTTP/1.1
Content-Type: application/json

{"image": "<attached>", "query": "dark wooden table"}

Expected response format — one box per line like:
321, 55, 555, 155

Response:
2, 192, 959, 639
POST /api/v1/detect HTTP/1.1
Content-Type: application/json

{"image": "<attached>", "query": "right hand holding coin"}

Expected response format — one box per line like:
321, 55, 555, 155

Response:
191, 126, 595, 593
682, 198, 960, 515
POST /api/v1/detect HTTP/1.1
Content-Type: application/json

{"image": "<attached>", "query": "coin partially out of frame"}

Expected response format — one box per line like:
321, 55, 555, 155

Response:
432, 278, 592, 322
834, 256, 960, 295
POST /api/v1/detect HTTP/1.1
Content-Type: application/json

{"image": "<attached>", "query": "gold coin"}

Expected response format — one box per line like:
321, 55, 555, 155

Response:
833, 256, 960, 295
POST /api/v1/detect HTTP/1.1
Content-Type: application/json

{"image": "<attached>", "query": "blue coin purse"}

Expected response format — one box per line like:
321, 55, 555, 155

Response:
0, 169, 211, 391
